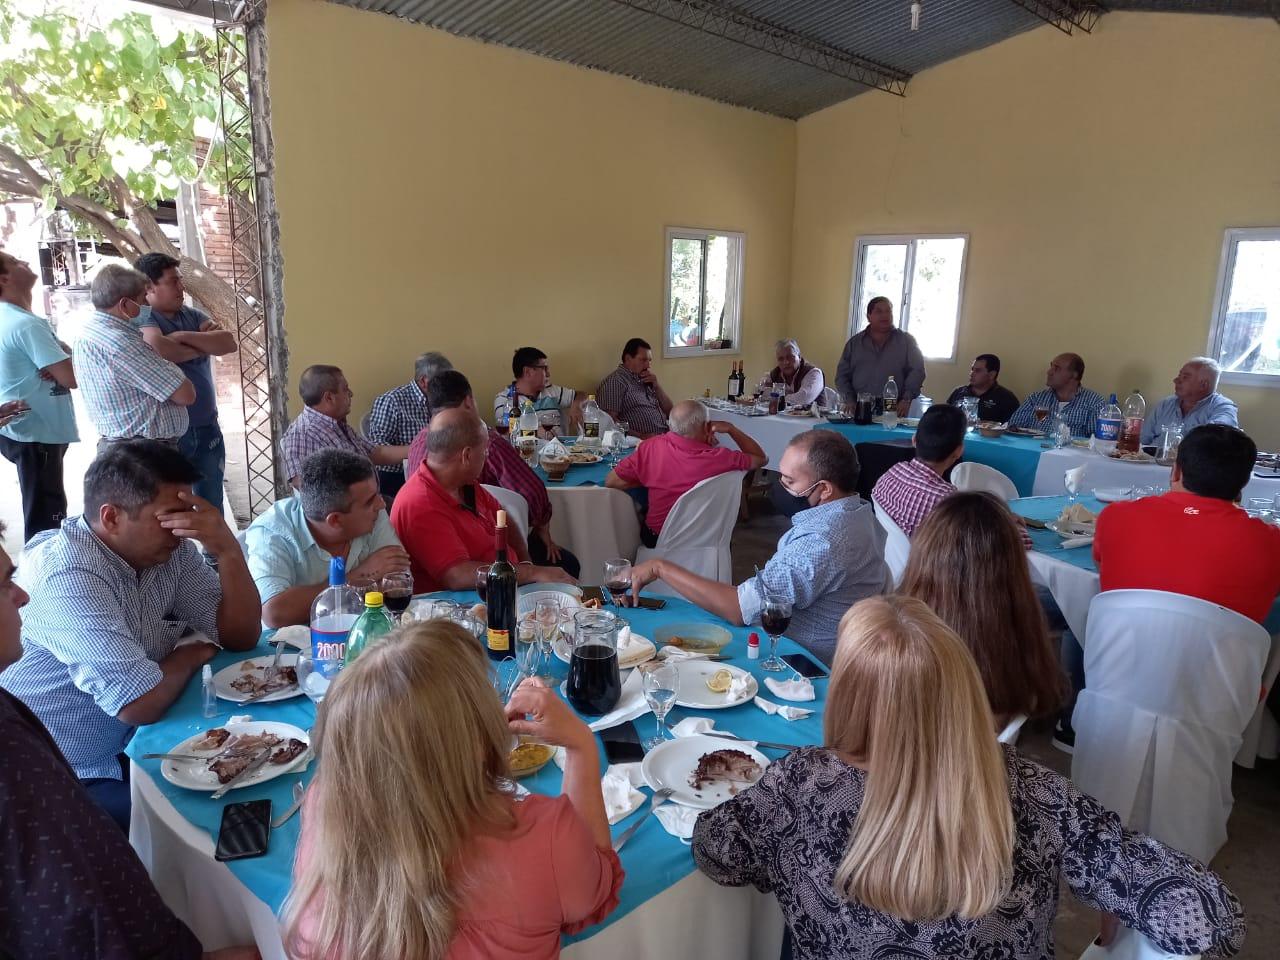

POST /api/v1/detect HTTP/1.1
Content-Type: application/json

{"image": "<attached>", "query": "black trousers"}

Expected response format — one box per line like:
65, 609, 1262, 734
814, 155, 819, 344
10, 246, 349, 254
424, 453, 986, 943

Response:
528, 535, 582, 580
0, 437, 68, 542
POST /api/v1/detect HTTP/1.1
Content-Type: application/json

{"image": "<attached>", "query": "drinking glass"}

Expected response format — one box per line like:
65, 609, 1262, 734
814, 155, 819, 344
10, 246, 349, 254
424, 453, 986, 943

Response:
760, 597, 793, 672
516, 621, 544, 679
295, 655, 330, 705
1247, 498, 1275, 521
381, 570, 414, 622
349, 575, 377, 600
603, 558, 632, 600
1033, 404, 1051, 430
617, 420, 630, 442
475, 564, 491, 603
641, 660, 680, 750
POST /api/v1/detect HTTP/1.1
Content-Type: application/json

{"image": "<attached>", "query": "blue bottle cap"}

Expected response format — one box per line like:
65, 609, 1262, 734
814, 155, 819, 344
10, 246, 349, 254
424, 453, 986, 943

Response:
329, 556, 347, 586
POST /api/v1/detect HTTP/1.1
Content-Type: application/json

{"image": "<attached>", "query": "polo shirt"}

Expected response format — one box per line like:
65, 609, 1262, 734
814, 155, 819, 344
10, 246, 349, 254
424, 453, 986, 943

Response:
137, 305, 218, 427
613, 432, 753, 535
1093, 491, 1280, 623
0, 302, 78, 445
946, 383, 1021, 423
390, 464, 502, 593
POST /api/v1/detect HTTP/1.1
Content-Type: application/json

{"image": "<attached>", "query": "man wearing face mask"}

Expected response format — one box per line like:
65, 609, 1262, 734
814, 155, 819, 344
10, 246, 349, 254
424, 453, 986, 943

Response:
629, 431, 888, 664
73, 264, 195, 452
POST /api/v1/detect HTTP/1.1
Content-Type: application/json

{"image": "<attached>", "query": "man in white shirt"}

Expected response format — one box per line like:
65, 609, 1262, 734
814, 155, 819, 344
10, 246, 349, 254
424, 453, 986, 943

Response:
755, 339, 826, 407
1140, 357, 1238, 448
493, 346, 585, 436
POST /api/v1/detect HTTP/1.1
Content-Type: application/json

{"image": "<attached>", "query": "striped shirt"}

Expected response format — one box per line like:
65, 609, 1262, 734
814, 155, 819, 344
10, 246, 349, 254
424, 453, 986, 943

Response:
596, 365, 668, 437
281, 405, 376, 483
1008, 387, 1106, 438
0, 517, 222, 781
368, 380, 430, 473
73, 310, 188, 440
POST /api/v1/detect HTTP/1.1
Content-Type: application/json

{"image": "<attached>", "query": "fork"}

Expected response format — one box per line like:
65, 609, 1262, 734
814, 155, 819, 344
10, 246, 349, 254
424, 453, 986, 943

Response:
613, 787, 674, 852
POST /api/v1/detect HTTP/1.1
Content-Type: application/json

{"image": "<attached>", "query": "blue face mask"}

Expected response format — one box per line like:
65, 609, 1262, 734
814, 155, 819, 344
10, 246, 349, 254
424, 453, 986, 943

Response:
134, 304, 152, 325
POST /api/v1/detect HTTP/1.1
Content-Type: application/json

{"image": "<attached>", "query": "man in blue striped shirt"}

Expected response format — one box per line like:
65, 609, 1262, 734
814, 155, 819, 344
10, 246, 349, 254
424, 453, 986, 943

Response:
1007, 352, 1106, 438
0, 441, 261, 830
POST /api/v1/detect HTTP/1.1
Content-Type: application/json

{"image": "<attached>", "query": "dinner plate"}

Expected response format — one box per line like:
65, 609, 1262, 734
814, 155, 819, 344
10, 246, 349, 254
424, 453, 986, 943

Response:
517, 588, 582, 619
567, 453, 602, 465
213, 654, 302, 703
160, 720, 311, 793
1007, 426, 1046, 437
1093, 487, 1135, 503
1046, 519, 1096, 539
1106, 451, 1156, 465
641, 734, 770, 809
552, 632, 655, 669
672, 660, 758, 710
782, 409, 815, 418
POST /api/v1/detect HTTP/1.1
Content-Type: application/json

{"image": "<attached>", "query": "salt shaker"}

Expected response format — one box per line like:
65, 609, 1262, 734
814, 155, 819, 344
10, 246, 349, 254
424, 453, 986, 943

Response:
747, 631, 760, 660
202, 664, 217, 718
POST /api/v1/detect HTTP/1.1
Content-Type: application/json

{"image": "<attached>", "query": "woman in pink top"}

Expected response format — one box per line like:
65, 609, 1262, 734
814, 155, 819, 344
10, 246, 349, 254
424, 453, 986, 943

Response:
282, 621, 622, 959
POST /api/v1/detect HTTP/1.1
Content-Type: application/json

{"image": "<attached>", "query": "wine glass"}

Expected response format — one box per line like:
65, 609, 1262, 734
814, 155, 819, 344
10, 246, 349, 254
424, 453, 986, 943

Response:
349, 575, 377, 600
617, 420, 630, 444
295, 655, 330, 705
381, 570, 413, 623
516, 621, 544, 679
475, 564, 491, 603
603, 558, 632, 602
641, 660, 680, 750
760, 597, 793, 672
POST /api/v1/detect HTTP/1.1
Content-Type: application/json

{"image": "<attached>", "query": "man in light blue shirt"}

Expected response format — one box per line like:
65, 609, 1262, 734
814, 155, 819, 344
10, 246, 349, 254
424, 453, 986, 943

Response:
243, 449, 409, 628
0, 252, 79, 541
629, 430, 889, 664
1140, 357, 1239, 447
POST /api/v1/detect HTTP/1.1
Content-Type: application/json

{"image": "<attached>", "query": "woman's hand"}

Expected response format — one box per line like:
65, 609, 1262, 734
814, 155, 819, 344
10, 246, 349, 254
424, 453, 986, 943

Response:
505, 679, 594, 753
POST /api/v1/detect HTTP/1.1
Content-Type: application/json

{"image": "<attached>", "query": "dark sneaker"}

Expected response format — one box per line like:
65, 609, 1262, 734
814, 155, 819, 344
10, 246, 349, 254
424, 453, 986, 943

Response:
1052, 721, 1075, 755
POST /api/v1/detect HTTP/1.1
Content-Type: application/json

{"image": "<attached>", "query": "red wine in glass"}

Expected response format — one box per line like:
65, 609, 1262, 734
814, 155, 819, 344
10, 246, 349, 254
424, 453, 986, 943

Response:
761, 608, 791, 636
384, 589, 412, 615
476, 565, 490, 603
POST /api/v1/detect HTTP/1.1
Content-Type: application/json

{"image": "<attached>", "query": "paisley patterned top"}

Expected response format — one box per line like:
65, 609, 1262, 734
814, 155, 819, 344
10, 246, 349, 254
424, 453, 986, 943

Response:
692, 747, 1245, 959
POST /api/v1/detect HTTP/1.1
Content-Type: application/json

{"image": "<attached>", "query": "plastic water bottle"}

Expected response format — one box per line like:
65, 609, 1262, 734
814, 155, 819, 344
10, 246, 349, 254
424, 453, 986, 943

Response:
345, 591, 394, 665
583, 394, 601, 440
310, 557, 361, 682
882, 377, 899, 416
518, 399, 538, 439
1095, 393, 1122, 454
1118, 388, 1146, 454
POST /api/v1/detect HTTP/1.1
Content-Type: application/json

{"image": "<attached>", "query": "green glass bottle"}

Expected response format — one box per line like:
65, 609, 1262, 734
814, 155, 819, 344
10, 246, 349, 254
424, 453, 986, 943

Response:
344, 591, 394, 664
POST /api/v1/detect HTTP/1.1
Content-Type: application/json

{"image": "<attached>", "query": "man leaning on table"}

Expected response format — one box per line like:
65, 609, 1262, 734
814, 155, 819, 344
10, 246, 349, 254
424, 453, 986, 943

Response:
0, 441, 261, 832
597, 337, 673, 439
244, 449, 410, 628
756, 338, 826, 407
1007, 352, 1105, 437
834, 296, 925, 414
947, 353, 1020, 423
1140, 357, 1239, 448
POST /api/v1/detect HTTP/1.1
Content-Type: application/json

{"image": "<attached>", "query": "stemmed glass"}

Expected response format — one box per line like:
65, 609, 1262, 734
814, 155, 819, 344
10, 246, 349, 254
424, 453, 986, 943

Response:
641, 660, 680, 750
381, 570, 413, 623
516, 621, 545, 680
603, 558, 632, 602
760, 597, 793, 672
533, 598, 567, 681
295, 655, 330, 705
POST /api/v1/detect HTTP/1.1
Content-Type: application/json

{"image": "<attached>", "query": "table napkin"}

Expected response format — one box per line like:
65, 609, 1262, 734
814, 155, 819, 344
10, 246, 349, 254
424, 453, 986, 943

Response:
764, 676, 816, 702
727, 673, 754, 701
670, 716, 757, 747
267, 625, 310, 650
753, 695, 814, 721
654, 803, 699, 843
656, 647, 711, 662
1061, 536, 1094, 550
586, 669, 651, 733
602, 765, 646, 824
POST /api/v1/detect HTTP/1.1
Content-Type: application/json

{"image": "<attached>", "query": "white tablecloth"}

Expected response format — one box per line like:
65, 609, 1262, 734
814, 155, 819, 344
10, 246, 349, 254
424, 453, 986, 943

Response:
129, 763, 784, 959
704, 407, 819, 468
1032, 447, 1280, 503
547, 486, 642, 585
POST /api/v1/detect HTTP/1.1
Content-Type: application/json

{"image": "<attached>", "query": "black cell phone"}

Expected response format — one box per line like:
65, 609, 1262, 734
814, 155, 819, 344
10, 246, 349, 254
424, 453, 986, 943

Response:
215, 799, 272, 861
600, 721, 646, 764
633, 595, 666, 610
781, 653, 827, 679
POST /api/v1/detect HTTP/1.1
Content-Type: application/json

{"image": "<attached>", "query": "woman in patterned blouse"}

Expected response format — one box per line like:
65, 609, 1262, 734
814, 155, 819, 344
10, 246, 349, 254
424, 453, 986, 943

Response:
692, 596, 1245, 959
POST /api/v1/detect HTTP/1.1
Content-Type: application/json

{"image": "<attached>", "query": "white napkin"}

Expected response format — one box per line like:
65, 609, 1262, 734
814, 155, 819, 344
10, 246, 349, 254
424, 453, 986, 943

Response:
540, 438, 570, 461
1061, 536, 1094, 550
601, 429, 621, 448
1064, 465, 1086, 496
602, 766, 646, 824
654, 803, 699, 843
657, 647, 710, 662
268, 625, 310, 650
753, 695, 814, 721
727, 674, 754, 701
587, 669, 652, 733
764, 676, 816, 702
670, 716, 757, 748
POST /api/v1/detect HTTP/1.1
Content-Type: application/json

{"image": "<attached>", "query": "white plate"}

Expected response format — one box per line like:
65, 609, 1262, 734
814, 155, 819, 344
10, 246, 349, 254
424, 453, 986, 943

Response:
671, 660, 758, 710
213, 654, 302, 703
552, 632, 655, 669
160, 720, 311, 793
517, 589, 582, 619
1106, 451, 1155, 465
641, 734, 769, 809
1047, 519, 1096, 539
1093, 487, 1135, 503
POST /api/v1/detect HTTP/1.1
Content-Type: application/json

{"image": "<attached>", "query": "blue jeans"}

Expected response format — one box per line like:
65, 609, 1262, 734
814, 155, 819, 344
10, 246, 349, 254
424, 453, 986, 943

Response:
179, 421, 226, 511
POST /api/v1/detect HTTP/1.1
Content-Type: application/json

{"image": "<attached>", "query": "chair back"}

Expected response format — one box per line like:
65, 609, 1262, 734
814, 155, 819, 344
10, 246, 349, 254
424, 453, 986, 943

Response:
821, 386, 840, 409
997, 714, 1028, 745
951, 461, 1019, 501
871, 498, 911, 587
481, 484, 530, 541
636, 470, 745, 594
1078, 926, 1200, 960
1071, 589, 1269, 864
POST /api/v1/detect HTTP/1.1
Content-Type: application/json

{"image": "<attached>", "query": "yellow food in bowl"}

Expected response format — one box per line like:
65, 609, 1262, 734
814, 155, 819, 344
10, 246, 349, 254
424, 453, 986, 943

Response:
509, 741, 554, 776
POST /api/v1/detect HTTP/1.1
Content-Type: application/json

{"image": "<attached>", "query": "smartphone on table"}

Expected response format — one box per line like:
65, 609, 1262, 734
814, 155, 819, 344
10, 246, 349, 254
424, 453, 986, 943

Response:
600, 720, 646, 764
215, 799, 272, 861
781, 653, 827, 679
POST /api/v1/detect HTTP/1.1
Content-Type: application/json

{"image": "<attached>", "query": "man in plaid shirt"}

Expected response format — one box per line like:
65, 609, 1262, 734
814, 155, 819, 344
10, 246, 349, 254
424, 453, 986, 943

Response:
1007, 353, 1106, 437
367, 351, 452, 499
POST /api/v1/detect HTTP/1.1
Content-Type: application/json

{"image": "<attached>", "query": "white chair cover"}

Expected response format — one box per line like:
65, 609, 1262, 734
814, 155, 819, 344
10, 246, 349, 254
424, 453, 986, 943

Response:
997, 714, 1028, 745
821, 387, 840, 409
636, 471, 745, 595
481, 484, 530, 541
1078, 927, 1199, 960
951, 461, 1019, 501
907, 395, 931, 418
871, 499, 911, 587
1071, 589, 1269, 864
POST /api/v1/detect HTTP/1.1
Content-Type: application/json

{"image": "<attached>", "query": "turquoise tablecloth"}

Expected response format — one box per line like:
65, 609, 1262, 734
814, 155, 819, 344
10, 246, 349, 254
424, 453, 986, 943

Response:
816, 422, 1046, 496
533, 447, 632, 487
124, 594, 826, 944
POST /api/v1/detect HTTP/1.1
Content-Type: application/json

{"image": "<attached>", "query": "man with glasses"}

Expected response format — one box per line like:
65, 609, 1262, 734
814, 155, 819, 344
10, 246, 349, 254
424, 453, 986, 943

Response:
628, 430, 888, 664
494, 346, 585, 437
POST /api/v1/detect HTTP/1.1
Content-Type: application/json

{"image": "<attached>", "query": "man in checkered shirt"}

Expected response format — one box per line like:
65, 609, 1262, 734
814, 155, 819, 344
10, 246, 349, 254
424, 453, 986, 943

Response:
1007, 353, 1106, 437
367, 351, 452, 499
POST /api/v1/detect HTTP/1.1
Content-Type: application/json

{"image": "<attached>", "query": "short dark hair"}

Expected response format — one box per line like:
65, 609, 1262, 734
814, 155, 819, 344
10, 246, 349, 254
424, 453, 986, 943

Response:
865, 296, 891, 318
299, 450, 375, 521
622, 338, 651, 360
511, 347, 546, 380
974, 353, 1001, 376
1176, 424, 1257, 501
133, 252, 181, 284
84, 440, 200, 520
427, 369, 474, 411
914, 404, 967, 463
299, 365, 344, 407
790, 430, 859, 493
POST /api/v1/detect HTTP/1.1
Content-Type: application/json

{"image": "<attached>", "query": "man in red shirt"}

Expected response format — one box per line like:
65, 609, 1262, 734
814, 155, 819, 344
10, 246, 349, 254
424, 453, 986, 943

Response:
391, 408, 575, 593
1094, 424, 1280, 623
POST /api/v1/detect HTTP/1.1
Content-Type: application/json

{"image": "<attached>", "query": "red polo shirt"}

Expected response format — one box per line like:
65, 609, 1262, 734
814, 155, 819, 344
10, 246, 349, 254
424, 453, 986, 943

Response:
390, 463, 501, 593
613, 432, 753, 534
1093, 491, 1280, 623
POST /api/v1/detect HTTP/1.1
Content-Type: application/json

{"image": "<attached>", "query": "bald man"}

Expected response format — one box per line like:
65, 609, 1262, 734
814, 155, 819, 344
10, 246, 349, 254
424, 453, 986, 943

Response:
1007, 352, 1106, 437
389, 407, 574, 592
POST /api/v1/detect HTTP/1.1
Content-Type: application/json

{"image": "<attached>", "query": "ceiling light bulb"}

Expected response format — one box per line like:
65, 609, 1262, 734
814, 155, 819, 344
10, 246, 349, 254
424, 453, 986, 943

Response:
910, 1, 921, 31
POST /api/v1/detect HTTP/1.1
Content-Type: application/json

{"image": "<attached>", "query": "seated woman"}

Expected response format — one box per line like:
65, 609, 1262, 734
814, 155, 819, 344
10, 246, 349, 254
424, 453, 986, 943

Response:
692, 596, 1245, 959
283, 621, 622, 959
898, 491, 1067, 730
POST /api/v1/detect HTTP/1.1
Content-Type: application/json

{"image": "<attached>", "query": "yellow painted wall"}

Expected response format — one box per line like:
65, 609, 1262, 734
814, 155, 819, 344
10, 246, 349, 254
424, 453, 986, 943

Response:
266, 0, 795, 425
789, 12, 1280, 447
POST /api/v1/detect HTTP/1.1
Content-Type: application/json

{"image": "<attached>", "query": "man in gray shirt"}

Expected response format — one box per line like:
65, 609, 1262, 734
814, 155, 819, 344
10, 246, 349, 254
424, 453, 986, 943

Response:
835, 297, 926, 413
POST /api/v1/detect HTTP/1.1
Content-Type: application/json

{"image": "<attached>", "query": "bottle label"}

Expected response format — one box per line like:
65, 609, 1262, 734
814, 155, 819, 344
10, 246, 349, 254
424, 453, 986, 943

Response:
883, 398, 897, 414
584, 421, 599, 438
310, 627, 347, 679
1095, 417, 1121, 442
487, 628, 510, 653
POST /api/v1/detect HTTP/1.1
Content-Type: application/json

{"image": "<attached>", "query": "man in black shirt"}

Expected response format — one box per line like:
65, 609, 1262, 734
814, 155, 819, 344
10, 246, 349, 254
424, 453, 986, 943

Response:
946, 353, 1020, 423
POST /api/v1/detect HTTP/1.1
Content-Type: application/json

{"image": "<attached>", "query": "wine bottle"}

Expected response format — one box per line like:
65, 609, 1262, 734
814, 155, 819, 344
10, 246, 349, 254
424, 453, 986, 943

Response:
485, 510, 518, 661
726, 360, 737, 401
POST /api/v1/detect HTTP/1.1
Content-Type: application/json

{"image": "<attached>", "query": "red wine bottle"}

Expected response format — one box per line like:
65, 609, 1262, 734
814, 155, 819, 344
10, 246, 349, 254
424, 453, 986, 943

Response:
485, 510, 518, 661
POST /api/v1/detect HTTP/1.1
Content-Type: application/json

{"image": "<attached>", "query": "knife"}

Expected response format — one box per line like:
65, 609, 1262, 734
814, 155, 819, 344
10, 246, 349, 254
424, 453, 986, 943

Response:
1022, 517, 1048, 529
211, 746, 274, 799
704, 731, 803, 751
272, 781, 306, 828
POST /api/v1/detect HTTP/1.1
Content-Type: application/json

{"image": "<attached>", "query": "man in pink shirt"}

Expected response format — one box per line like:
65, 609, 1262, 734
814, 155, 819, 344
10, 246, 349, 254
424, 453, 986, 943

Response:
606, 399, 766, 542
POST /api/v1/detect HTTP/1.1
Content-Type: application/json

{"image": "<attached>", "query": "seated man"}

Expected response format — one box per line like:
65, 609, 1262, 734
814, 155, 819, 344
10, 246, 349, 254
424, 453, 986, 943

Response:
947, 353, 1020, 423
755, 338, 826, 407
1140, 357, 1239, 448
368, 351, 452, 499
628, 431, 887, 664
596, 337, 673, 439
411, 370, 579, 578
1007, 352, 1105, 437
1095, 424, 1280, 622
493, 346, 584, 437
280, 364, 410, 486
244, 449, 411, 628
0, 441, 261, 831
605, 399, 766, 544
872, 404, 967, 538
391, 407, 575, 592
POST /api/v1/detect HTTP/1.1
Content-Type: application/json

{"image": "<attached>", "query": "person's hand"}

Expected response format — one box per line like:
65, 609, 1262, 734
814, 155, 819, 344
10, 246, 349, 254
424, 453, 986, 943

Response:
38, 368, 55, 381
506, 679, 594, 752
534, 526, 562, 563
528, 564, 575, 586
203, 947, 261, 960
1096, 912, 1120, 947
179, 641, 219, 669
628, 559, 663, 604
0, 399, 29, 418
350, 545, 412, 582
157, 491, 238, 556
638, 369, 658, 387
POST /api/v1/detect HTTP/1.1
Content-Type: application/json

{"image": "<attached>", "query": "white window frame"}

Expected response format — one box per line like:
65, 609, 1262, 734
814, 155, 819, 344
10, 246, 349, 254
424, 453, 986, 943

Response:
662, 226, 745, 359
1207, 226, 1280, 389
847, 233, 969, 362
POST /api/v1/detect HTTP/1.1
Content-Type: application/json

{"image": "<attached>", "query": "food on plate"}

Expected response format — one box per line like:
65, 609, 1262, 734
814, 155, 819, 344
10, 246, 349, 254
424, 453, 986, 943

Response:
509, 741, 554, 773
208, 731, 284, 783
581, 597, 602, 609
567, 451, 600, 464
228, 663, 298, 697
1057, 503, 1097, 526
1108, 449, 1153, 462
705, 668, 734, 693
269, 738, 308, 765
191, 727, 230, 752
689, 749, 763, 792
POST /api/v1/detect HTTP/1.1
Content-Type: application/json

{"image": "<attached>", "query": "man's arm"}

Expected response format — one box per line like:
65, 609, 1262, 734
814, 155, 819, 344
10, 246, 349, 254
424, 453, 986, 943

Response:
40, 357, 76, 389
708, 422, 767, 470
140, 325, 202, 364
117, 643, 218, 726
438, 558, 573, 590
629, 558, 743, 624
370, 444, 410, 467
604, 469, 641, 491
171, 319, 236, 356
834, 339, 854, 398
650, 378, 674, 416
902, 335, 926, 405
169, 379, 196, 406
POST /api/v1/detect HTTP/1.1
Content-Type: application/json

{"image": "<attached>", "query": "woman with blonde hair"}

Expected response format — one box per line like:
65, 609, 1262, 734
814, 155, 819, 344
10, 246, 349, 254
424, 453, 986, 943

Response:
898, 491, 1067, 726
282, 621, 621, 960
692, 596, 1244, 958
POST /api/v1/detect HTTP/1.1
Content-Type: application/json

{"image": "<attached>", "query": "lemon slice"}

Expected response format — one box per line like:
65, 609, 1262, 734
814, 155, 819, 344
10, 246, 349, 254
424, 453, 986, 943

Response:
705, 668, 734, 693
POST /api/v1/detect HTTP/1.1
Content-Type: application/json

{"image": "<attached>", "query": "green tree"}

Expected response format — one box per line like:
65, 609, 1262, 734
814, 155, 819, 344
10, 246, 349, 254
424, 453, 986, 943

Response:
0, 1, 245, 323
